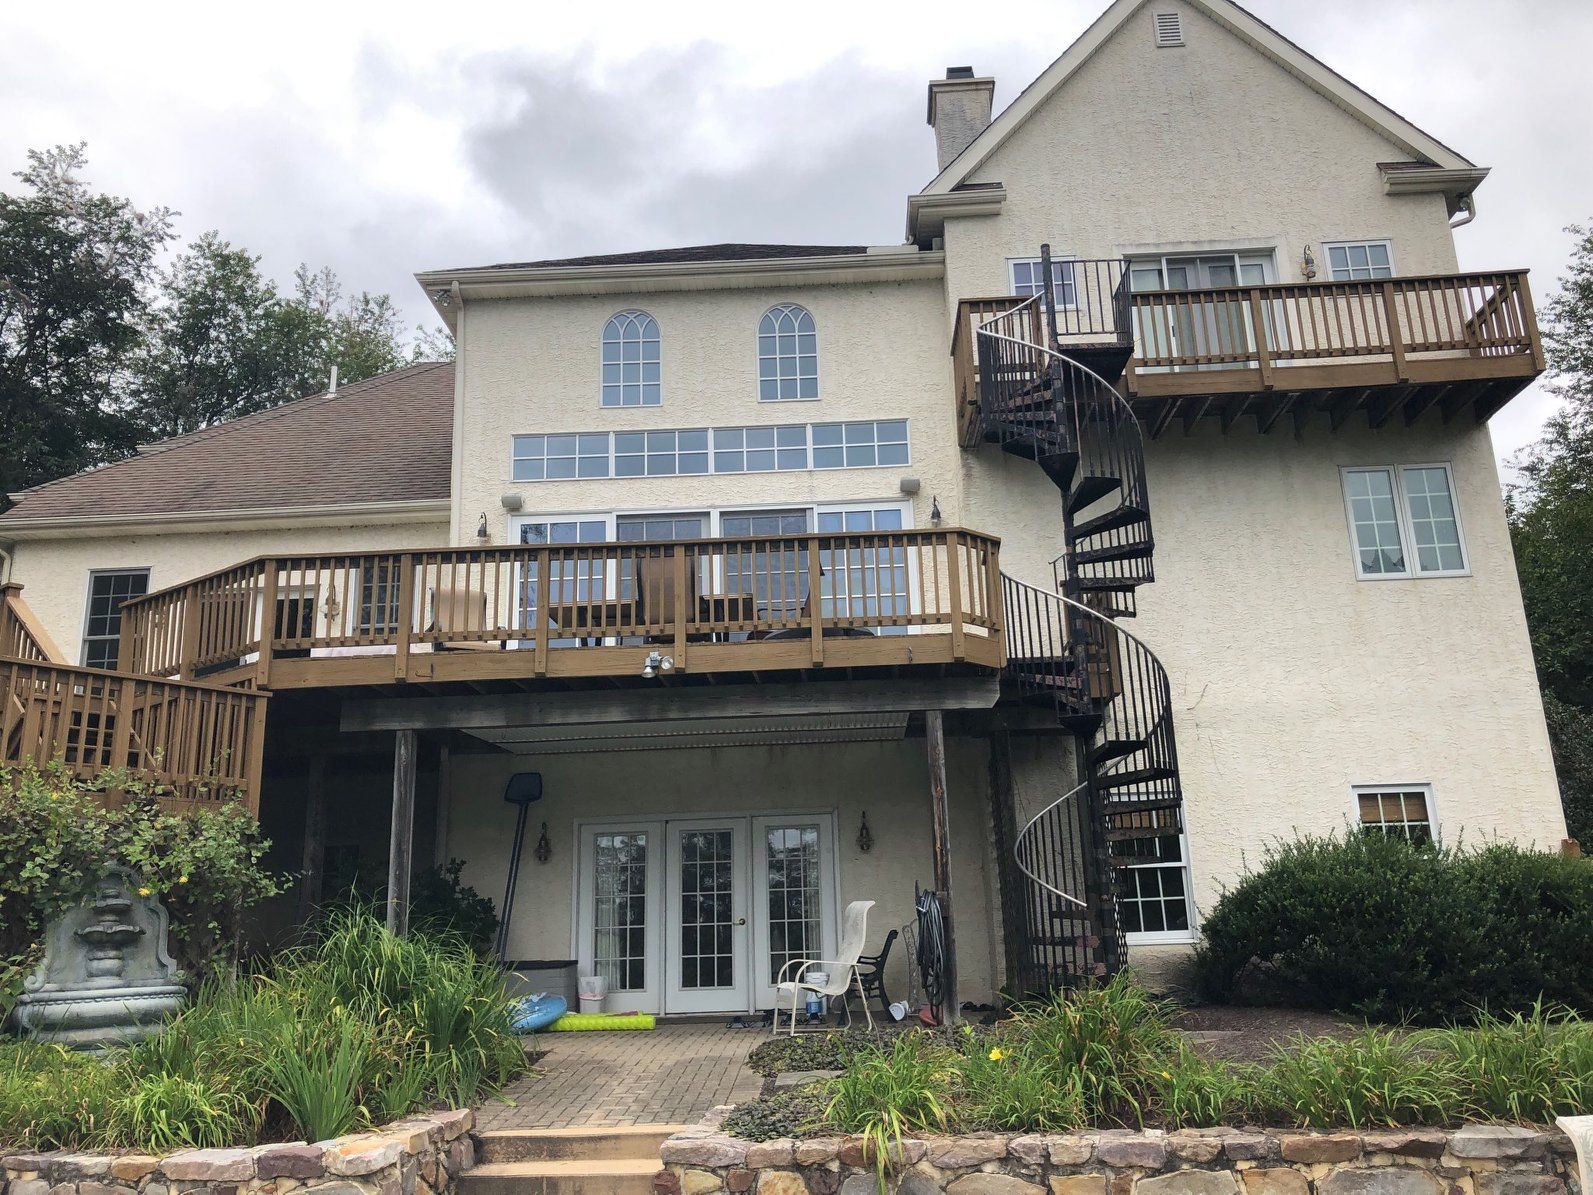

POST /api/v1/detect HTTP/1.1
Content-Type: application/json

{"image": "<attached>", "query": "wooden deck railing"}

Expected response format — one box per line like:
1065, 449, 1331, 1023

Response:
0, 657, 268, 814
1126, 270, 1542, 386
119, 528, 1005, 689
1, 582, 65, 664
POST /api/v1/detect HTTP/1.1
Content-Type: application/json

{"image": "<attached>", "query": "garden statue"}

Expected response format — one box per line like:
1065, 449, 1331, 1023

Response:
12, 868, 185, 1048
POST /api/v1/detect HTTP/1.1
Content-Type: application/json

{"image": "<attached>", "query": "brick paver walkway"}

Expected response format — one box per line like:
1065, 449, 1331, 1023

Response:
475, 1021, 767, 1129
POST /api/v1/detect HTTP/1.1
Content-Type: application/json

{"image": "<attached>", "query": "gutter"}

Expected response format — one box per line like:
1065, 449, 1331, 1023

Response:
0, 498, 451, 541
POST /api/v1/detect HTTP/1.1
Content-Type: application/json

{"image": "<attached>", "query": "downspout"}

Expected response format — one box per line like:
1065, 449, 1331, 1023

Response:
1449, 193, 1477, 230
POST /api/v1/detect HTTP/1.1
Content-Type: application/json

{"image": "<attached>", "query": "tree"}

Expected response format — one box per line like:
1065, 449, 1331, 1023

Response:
1509, 222, 1593, 843
0, 144, 172, 506
137, 245, 450, 440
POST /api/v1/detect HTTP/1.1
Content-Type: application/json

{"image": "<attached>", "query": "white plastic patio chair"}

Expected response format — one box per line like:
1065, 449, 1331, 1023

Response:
773, 899, 875, 1035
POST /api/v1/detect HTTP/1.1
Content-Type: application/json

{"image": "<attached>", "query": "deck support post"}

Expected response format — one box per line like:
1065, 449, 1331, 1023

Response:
985, 714, 1030, 996
298, 755, 329, 924
925, 708, 959, 1025
387, 729, 417, 935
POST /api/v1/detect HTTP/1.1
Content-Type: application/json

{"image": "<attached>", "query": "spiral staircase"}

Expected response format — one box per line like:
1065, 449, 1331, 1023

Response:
978, 250, 1184, 992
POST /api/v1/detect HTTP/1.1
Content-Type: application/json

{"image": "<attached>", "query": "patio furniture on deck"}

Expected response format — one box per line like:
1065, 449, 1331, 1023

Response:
773, 899, 876, 1035
856, 928, 899, 1018
634, 555, 756, 639
429, 585, 504, 651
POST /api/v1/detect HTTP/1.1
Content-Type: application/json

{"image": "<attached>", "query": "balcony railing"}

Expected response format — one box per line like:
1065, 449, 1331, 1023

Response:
0, 583, 63, 664
0, 658, 269, 813
1124, 270, 1542, 395
118, 529, 1005, 690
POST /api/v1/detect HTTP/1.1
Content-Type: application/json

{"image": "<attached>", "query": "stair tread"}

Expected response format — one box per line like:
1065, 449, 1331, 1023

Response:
479, 1126, 689, 1141
1101, 796, 1184, 815
465, 1160, 662, 1177
1072, 541, 1153, 566
1072, 504, 1149, 540
1096, 765, 1179, 789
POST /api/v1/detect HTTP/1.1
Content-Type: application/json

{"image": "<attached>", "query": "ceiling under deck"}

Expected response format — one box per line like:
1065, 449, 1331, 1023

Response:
462, 711, 912, 755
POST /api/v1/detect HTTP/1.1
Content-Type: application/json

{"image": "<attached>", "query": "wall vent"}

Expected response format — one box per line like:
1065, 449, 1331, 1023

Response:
1154, 12, 1184, 46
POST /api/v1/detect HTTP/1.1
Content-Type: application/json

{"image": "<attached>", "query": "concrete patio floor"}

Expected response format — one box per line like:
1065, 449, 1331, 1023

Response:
474, 1020, 767, 1130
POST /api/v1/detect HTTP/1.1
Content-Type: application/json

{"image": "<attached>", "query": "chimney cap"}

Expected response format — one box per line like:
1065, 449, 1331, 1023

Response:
945, 65, 975, 79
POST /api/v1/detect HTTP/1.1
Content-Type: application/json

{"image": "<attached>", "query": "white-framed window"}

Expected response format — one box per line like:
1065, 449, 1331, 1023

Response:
1113, 830, 1195, 944
81, 568, 150, 669
1010, 257, 1077, 310
510, 420, 910, 482
601, 310, 661, 407
758, 304, 818, 401
1323, 240, 1394, 282
1341, 463, 1468, 580
1353, 784, 1436, 845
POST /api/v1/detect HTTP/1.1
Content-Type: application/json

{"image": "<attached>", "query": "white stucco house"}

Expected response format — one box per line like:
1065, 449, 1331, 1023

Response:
0, 0, 1566, 1014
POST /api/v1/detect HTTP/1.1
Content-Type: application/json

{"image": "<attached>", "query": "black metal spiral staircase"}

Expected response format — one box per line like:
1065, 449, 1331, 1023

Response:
978, 248, 1185, 992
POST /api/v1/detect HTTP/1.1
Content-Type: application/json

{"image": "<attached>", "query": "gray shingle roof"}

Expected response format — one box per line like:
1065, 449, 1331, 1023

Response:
0, 362, 454, 525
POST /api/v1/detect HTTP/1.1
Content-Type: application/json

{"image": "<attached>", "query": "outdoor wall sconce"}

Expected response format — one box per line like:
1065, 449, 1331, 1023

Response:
475, 512, 489, 540
1301, 245, 1318, 280
930, 497, 943, 527
858, 811, 874, 853
534, 822, 552, 864
641, 651, 675, 679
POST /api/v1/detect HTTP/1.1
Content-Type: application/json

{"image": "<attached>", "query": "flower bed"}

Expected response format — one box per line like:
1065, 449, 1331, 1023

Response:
659, 1116, 1583, 1195
1, 1108, 475, 1195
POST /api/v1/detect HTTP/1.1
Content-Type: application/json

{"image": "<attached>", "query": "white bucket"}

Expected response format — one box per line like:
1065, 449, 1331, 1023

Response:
577, 974, 607, 1014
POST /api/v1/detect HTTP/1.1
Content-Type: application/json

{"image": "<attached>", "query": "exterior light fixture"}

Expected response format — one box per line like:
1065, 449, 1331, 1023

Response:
501, 492, 523, 512
1301, 245, 1318, 280
899, 477, 921, 495
534, 822, 552, 864
641, 651, 675, 678
857, 811, 874, 853
930, 497, 943, 527
475, 513, 489, 540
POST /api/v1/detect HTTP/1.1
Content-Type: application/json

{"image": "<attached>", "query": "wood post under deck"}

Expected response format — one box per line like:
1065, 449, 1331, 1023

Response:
298, 755, 329, 924
925, 708, 959, 1025
387, 729, 417, 935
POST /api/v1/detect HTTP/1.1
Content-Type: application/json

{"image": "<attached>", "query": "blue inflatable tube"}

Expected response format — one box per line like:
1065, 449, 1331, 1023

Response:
509, 992, 568, 1033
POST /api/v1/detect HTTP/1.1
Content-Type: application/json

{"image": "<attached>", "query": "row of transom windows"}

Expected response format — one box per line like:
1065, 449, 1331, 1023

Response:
602, 303, 818, 407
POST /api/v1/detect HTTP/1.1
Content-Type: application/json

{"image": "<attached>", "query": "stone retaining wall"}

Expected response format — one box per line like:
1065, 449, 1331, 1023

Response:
658, 1117, 1582, 1195
1, 1109, 474, 1195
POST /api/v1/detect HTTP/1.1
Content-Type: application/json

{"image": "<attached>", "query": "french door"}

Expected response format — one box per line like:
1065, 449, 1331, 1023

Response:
1130, 251, 1280, 369
576, 813, 837, 1014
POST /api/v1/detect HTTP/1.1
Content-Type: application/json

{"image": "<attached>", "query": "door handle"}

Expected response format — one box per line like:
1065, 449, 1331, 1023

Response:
736, 918, 747, 926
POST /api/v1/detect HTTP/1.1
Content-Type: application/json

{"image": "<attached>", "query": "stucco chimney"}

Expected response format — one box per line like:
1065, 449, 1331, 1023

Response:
927, 66, 995, 171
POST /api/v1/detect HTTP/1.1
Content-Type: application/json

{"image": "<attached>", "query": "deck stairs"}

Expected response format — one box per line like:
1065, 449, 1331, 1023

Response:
461, 1125, 684, 1195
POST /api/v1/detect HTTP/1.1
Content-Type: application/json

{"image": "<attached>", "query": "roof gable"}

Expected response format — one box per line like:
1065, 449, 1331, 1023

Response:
919, 0, 1478, 198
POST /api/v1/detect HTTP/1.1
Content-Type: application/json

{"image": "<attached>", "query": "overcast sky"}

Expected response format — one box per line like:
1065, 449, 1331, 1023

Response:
4, 0, 1589, 473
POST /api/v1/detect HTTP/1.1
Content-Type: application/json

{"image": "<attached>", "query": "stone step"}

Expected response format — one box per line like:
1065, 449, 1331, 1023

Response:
476, 1125, 689, 1163
459, 1158, 661, 1195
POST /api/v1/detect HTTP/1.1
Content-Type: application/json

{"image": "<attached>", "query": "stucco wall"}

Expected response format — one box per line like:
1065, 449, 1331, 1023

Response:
939, 0, 1460, 314
440, 735, 1008, 1006
5, 520, 447, 665
451, 280, 963, 544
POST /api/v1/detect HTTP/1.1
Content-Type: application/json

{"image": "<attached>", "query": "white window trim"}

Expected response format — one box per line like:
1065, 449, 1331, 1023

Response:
1121, 825, 1199, 947
80, 567, 151, 668
1340, 462, 1470, 581
1321, 239, 1396, 282
1351, 782, 1438, 843
1007, 254, 1080, 311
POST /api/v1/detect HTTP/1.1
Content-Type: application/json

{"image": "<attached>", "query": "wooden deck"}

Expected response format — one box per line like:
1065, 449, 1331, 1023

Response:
116, 528, 1005, 693
952, 270, 1543, 439
0, 656, 269, 814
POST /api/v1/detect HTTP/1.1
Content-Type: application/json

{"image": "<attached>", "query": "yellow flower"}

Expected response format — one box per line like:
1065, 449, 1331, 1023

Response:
178, 875, 189, 884
1161, 1071, 1172, 1080
988, 1048, 1004, 1061
137, 887, 152, 897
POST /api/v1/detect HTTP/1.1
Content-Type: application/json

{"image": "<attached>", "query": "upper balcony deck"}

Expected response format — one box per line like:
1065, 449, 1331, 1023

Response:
115, 528, 1005, 694
953, 268, 1543, 441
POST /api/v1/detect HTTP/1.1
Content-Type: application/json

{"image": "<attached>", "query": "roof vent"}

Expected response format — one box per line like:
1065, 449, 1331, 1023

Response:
1154, 12, 1184, 47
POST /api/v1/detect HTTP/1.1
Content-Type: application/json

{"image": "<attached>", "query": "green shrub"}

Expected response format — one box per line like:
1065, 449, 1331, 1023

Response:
0, 763, 283, 982
1194, 833, 1593, 1022
0, 913, 525, 1150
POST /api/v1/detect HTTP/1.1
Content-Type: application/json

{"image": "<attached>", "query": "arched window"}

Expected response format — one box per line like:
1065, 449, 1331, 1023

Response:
758, 304, 818, 400
601, 310, 661, 407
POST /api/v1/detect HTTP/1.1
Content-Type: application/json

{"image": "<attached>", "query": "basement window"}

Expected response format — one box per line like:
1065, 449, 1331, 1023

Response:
1154, 12, 1184, 47
1354, 785, 1435, 845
